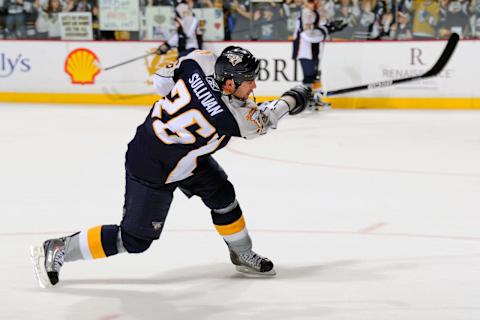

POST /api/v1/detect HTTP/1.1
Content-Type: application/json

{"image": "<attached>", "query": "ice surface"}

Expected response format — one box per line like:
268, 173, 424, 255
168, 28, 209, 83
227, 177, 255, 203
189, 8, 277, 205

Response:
1, 103, 479, 320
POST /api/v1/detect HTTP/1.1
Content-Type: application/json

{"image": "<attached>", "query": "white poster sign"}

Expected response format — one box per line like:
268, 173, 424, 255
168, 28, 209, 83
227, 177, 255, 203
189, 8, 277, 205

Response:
193, 8, 224, 41
144, 6, 175, 40
59, 12, 93, 40
99, 0, 140, 31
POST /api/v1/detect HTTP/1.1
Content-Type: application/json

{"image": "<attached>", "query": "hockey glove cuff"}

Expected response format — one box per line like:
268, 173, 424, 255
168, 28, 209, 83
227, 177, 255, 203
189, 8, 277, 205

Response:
282, 85, 312, 115
156, 43, 171, 55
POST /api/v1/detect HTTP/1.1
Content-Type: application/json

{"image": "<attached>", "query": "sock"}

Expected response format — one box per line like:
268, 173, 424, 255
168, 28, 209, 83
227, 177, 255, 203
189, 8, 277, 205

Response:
214, 214, 252, 253
64, 225, 125, 262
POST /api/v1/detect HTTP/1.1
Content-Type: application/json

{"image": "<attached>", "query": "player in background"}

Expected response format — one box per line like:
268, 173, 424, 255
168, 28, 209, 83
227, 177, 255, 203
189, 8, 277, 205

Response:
156, 1, 203, 58
292, 0, 347, 110
30, 46, 312, 288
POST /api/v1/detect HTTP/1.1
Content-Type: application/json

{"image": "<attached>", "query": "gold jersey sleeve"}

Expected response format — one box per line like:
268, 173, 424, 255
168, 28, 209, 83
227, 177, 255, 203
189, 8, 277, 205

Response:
412, 0, 440, 37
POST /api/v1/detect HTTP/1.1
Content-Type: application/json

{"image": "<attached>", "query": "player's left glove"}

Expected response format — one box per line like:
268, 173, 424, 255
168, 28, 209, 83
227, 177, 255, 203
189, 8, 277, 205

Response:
325, 18, 348, 34
156, 43, 171, 55
282, 85, 312, 115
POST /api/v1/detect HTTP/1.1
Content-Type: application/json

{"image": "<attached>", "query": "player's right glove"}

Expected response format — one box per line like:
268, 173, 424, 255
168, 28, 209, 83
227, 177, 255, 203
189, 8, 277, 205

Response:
156, 43, 171, 55
282, 85, 312, 115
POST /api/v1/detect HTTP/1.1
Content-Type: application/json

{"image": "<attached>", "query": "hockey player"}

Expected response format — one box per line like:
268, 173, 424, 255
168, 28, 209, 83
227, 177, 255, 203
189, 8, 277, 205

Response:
156, 2, 203, 58
292, 0, 347, 110
30, 46, 312, 288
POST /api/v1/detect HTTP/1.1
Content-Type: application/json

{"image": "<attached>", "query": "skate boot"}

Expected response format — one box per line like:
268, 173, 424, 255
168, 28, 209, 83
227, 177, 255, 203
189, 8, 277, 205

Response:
30, 237, 67, 288
229, 249, 276, 276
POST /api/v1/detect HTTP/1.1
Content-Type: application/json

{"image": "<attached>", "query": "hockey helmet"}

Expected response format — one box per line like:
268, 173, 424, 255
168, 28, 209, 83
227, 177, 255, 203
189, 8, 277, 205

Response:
214, 46, 260, 87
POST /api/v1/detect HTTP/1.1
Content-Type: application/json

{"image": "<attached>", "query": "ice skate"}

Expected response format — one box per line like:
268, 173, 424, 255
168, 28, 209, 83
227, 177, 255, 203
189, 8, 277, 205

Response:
30, 237, 67, 288
229, 249, 276, 276
309, 92, 331, 111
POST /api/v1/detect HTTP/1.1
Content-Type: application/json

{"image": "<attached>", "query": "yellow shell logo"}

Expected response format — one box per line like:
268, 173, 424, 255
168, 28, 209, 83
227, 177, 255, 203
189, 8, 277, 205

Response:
64, 48, 101, 85
145, 48, 178, 84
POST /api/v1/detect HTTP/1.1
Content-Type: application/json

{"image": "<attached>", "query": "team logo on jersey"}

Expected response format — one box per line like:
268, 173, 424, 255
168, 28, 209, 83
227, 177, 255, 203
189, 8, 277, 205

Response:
64, 48, 101, 85
145, 48, 179, 84
206, 76, 220, 91
226, 53, 242, 66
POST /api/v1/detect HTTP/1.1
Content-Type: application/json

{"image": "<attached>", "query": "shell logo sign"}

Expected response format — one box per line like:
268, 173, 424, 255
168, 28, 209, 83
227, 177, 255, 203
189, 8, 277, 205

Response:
64, 48, 101, 85
145, 48, 178, 84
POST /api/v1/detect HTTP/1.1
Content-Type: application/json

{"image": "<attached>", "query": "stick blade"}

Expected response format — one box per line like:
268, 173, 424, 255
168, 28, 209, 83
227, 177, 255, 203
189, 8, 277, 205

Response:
423, 33, 459, 77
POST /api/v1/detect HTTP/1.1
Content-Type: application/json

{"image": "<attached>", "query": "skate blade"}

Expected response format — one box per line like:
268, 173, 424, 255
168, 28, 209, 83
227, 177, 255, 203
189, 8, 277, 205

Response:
235, 265, 276, 277
29, 245, 52, 288
309, 105, 331, 112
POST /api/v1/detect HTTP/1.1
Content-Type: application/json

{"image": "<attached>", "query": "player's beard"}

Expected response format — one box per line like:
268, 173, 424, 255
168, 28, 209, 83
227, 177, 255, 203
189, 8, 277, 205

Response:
227, 94, 248, 108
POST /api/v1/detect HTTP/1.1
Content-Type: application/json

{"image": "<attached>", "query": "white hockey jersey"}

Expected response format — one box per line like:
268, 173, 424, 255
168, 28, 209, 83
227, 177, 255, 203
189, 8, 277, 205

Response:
152, 50, 292, 139
292, 8, 329, 60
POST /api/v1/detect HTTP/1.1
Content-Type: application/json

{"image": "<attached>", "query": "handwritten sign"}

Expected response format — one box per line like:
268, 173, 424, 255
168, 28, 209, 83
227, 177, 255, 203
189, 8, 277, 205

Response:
144, 6, 176, 40
99, 0, 140, 31
192, 8, 224, 41
59, 12, 93, 40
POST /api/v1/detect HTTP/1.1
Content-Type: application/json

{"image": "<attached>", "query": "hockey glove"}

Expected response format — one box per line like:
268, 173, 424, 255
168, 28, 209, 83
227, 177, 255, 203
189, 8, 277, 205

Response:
156, 43, 171, 55
282, 85, 312, 115
325, 18, 348, 34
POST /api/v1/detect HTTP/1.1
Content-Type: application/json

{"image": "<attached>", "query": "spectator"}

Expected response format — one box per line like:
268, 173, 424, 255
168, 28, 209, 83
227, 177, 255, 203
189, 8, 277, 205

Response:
156, 2, 202, 57
45, 0, 62, 39
223, 2, 234, 40
0, 1, 6, 39
63, 0, 75, 12
323, 0, 336, 18
392, 10, 413, 39
438, 0, 470, 38
33, 0, 63, 39
332, 0, 360, 39
470, 0, 480, 38
72, 0, 92, 12
33, 0, 48, 38
271, 1, 288, 39
380, 9, 395, 38
317, 0, 333, 23
252, 2, 286, 40
5, 0, 26, 38
144, 0, 174, 5
91, 3, 110, 39
284, 0, 304, 37
187, 0, 213, 8
371, 0, 396, 40
22, 0, 36, 38
412, 0, 440, 39
186, 0, 214, 44
230, 0, 252, 40
253, 4, 276, 39
351, 0, 374, 39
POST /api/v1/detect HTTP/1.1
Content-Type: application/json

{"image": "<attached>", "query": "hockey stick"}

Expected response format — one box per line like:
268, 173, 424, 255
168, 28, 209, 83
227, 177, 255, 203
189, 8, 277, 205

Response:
324, 33, 459, 97
102, 52, 155, 71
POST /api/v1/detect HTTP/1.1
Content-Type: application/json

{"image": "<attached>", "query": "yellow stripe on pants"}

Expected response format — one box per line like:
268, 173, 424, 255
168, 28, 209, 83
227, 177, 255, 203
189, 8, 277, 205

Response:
215, 216, 246, 236
87, 225, 106, 259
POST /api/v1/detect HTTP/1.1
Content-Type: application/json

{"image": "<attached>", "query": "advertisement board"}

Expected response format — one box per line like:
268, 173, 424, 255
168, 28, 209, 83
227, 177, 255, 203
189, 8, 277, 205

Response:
0, 40, 478, 107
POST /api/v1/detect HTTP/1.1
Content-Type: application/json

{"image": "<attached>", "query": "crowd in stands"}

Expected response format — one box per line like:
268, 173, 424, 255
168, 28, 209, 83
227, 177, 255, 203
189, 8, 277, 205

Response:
0, 0, 478, 40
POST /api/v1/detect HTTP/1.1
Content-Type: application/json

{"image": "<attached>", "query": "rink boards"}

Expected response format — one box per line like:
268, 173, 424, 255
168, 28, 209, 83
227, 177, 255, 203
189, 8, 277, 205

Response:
0, 39, 479, 108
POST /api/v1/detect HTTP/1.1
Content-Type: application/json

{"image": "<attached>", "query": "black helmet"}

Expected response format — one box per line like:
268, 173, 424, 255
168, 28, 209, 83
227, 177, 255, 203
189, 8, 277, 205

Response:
214, 46, 259, 87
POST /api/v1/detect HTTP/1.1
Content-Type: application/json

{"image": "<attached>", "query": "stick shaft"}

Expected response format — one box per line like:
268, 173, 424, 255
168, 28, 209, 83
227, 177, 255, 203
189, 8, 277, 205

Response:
325, 33, 459, 97
103, 52, 155, 71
